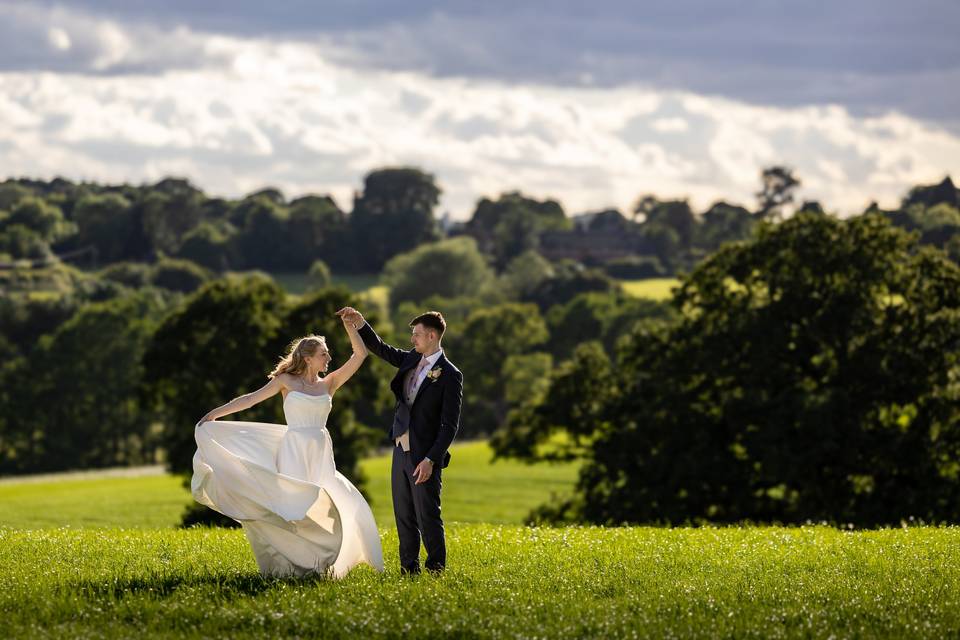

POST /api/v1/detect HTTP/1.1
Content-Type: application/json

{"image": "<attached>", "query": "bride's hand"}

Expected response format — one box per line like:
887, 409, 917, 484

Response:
335, 307, 364, 329
196, 412, 217, 427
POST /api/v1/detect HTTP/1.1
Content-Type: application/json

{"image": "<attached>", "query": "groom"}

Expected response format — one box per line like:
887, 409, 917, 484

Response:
336, 307, 463, 574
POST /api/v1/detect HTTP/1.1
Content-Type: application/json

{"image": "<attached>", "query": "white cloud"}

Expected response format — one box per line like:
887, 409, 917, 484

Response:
0, 3, 230, 74
46, 27, 70, 51
651, 117, 689, 133
0, 31, 958, 219
3, 1, 960, 129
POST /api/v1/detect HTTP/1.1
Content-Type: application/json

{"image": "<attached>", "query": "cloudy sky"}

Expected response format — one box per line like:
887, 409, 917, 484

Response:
1, 1, 958, 218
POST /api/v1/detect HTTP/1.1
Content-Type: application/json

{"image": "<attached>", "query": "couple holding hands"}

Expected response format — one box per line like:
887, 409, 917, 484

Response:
193, 307, 463, 577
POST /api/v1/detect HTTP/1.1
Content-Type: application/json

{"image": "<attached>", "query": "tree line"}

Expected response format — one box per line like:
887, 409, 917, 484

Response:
2, 167, 959, 527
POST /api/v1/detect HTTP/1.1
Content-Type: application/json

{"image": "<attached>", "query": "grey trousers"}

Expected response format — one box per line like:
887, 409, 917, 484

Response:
391, 444, 445, 572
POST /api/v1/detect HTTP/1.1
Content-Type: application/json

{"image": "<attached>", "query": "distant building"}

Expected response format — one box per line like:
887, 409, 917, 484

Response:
539, 209, 642, 263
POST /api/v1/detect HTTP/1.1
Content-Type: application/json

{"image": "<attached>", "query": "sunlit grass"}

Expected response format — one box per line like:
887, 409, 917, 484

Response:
619, 277, 680, 301
0, 442, 578, 530
361, 441, 578, 526
1, 525, 957, 638
0, 474, 189, 529
2, 443, 956, 638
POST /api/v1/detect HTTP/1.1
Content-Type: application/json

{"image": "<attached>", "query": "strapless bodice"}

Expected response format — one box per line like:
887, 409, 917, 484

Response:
283, 391, 332, 430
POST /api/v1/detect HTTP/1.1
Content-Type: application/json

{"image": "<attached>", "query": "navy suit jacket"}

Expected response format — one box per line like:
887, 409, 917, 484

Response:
358, 322, 463, 468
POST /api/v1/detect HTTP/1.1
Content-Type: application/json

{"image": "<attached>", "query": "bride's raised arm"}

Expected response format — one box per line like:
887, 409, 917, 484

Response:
196, 376, 284, 426
323, 315, 369, 396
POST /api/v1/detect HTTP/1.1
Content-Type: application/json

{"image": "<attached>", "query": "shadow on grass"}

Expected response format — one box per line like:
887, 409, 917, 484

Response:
69, 571, 347, 600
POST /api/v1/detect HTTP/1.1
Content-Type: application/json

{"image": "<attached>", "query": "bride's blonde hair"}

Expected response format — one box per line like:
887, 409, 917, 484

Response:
268, 335, 328, 379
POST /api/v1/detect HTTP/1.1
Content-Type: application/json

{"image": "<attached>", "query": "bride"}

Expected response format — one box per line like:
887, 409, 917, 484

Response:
191, 313, 384, 578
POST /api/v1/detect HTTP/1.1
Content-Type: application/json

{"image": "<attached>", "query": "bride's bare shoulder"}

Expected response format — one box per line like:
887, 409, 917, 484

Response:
274, 372, 295, 389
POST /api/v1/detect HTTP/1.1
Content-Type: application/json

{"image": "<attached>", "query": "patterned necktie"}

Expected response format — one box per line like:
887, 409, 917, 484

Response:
406, 357, 429, 403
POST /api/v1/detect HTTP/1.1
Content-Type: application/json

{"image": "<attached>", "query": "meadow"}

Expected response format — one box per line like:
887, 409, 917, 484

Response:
619, 277, 680, 301
0, 442, 577, 529
269, 271, 680, 304
2, 441, 959, 638
2, 524, 958, 639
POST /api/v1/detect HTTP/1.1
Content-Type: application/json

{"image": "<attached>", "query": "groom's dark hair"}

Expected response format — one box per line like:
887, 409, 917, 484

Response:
410, 311, 446, 338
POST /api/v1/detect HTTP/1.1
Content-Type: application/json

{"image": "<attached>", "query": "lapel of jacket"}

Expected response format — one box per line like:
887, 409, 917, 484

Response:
411, 352, 447, 407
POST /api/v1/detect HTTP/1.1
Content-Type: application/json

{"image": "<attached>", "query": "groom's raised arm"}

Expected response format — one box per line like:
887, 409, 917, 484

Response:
357, 321, 408, 369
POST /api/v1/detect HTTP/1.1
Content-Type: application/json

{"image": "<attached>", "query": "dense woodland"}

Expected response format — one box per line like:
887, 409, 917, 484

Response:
2, 167, 960, 526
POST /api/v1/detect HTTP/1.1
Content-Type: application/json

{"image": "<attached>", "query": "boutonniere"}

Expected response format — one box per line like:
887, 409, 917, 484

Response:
425, 366, 442, 381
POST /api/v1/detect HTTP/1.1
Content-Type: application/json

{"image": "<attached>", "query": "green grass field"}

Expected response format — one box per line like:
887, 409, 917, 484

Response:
3, 442, 959, 638
0, 474, 189, 529
1, 525, 957, 638
0, 441, 577, 530
269, 272, 382, 296
620, 277, 680, 301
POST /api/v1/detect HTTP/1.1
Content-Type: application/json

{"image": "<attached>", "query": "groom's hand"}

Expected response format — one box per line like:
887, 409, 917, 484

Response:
335, 307, 365, 329
413, 458, 434, 484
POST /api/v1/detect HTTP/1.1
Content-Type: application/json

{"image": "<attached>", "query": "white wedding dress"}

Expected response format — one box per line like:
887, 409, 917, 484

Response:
191, 390, 384, 578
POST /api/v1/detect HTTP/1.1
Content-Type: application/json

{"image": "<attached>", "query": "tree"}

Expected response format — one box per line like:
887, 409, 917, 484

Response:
490, 351, 554, 460
638, 225, 681, 273
234, 196, 291, 270
307, 259, 333, 290
632, 198, 700, 273
349, 168, 441, 272
445, 303, 549, 435
883, 201, 960, 255
0, 182, 32, 211
99, 262, 152, 289
500, 250, 555, 299
0, 224, 53, 261
913, 203, 960, 230
492, 208, 542, 268
524, 260, 620, 311
2, 197, 75, 244
913, 203, 960, 249
467, 192, 570, 269
602, 255, 665, 279
176, 221, 237, 272
631, 194, 660, 224
288, 195, 347, 270
797, 200, 826, 216
5, 292, 164, 472
383, 237, 495, 308
902, 176, 958, 209
586, 209, 631, 233
503, 213, 960, 526
0, 294, 80, 358
149, 258, 212, 293
493, 341, 614, 466
247, 187, 285, 205
755, 166, 801, 220
699, 201, 755, 252
545, 291, 675, 361
142, 274, 287, 478
946, 234, 960, 264
137, 182, 205, 255
72, 193, 136, 263
635, 198, 697, 249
